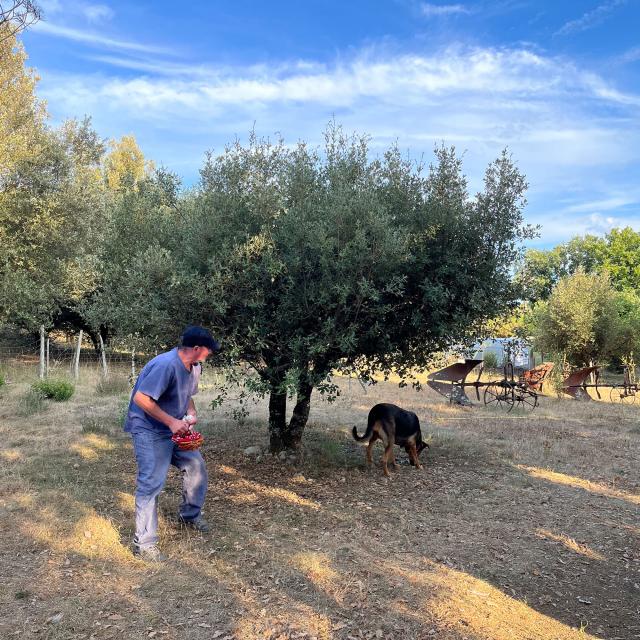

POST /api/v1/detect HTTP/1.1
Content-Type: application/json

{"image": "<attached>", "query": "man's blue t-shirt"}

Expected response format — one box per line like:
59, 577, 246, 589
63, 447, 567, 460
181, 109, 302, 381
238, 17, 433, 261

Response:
124, 348, 199, 435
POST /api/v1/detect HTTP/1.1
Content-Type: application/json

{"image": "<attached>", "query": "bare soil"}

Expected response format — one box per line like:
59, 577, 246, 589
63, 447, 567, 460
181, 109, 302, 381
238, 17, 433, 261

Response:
0, 363, 638, 640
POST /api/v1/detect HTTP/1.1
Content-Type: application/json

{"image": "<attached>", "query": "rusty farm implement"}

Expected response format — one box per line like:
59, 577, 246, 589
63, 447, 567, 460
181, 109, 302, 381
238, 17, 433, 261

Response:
427, 359, 554, 412
427, 357, 638, 408
561, 364, 638, 404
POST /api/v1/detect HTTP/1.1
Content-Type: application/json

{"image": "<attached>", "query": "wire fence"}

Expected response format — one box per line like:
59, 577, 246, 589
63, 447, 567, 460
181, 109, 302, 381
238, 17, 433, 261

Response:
0, 336, 158, 380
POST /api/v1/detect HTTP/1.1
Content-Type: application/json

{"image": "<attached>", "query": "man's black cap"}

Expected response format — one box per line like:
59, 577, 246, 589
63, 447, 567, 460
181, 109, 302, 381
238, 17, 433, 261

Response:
181, 326, 220, 352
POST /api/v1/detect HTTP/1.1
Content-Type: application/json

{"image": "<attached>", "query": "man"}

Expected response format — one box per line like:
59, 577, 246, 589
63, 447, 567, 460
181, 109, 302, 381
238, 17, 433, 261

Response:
124, 326, 220, 561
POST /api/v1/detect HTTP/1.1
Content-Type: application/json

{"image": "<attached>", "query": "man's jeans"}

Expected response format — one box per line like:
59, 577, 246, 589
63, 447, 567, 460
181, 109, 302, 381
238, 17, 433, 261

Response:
131, 430, 208, 549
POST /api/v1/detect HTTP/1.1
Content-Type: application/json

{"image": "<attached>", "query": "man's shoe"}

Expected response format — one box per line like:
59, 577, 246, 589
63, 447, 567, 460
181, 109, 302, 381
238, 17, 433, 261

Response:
178, 515, 210, 532
134, 545, 167, 562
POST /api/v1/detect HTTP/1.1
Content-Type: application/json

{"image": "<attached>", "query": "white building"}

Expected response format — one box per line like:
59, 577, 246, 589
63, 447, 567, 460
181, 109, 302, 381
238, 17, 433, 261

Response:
472, 337, 533, 370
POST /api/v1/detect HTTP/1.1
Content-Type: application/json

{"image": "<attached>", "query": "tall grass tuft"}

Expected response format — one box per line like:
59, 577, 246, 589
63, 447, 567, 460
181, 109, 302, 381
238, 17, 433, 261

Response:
17, 388, 47, 416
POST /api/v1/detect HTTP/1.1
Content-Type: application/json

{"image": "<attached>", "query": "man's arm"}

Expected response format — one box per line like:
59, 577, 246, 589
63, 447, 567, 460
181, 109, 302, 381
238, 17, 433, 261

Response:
186, 398, 197, 426
133, 391, 190, 435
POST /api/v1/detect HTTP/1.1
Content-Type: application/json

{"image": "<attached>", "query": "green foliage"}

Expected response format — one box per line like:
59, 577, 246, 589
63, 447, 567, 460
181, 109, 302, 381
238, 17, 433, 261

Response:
103, 135, 152, 192
484, 303, 528, 339
82, 168, 185, 348
0, 114, 109, 331
602, 228, 640, 291
528, 270, 640, 367
517, 229, 640, 303
0, 24, 46, 183
32, 378, 74, 401
89, 125, 533, 446
482, 352, 499, 370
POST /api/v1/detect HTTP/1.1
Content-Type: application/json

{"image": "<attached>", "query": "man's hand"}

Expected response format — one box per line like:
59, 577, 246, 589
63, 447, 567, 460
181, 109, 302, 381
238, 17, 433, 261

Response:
169, 417, 190, 436
185, 413, 197, 427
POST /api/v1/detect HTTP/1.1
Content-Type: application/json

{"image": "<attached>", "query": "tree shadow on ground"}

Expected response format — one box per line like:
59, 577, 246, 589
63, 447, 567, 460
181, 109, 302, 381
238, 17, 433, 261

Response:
1, 409, 639, 639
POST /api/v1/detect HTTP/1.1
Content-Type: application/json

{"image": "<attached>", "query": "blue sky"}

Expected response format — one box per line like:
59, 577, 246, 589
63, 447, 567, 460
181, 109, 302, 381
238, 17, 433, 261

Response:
20, 0, 640, 247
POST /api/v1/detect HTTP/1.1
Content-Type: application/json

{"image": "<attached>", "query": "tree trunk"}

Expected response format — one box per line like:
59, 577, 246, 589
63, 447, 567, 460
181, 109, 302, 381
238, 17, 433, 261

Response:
39, 325, 45, 379
72, 330, 83, 380
98, 333, 108, 378
268, 387, 287, 453
283, 381, 314, 450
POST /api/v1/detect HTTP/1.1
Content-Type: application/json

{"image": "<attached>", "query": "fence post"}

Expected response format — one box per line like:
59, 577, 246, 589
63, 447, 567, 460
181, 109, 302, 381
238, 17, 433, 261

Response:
39, 325, 45, 379
98, 334, 108, 378
46, 336, 50, 378
73, 330, 83, 380
131, 349, 136, 380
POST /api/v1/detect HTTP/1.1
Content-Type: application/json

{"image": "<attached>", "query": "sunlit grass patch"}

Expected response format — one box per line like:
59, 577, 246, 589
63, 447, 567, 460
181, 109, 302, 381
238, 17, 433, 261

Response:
390, 560, 600, 640
116, 491, 135, 513
0, 449, 23, 462
21, 504, 132, 561
535, 528, 605, 561
292, 551, 339, 589
519, 465, 640, 505
71, 433, 116, 460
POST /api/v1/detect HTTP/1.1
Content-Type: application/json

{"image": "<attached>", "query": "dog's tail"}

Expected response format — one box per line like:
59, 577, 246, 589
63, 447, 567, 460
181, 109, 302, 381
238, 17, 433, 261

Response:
352, 423, 373, 442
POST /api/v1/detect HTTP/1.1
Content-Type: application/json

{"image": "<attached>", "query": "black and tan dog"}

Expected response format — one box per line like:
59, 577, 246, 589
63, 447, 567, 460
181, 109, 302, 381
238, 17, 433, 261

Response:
352, 403, 429, 477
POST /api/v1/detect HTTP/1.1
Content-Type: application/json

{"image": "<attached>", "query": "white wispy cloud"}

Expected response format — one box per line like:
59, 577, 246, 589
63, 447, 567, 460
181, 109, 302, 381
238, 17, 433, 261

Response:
420, 3, 471, 17
53, 47, 640, 117
33, 21, 169, 54
82, 4, 114, 23
563, 196, 639, 214
37, 44, 640, 244
584, 212, 640, 234
555, 0, 627, 36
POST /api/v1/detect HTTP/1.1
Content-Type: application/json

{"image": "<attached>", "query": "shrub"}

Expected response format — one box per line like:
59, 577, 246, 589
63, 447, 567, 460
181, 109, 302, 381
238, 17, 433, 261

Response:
482, 352, 499, 370
95, 375, 130, 396
32, 378, 75, 401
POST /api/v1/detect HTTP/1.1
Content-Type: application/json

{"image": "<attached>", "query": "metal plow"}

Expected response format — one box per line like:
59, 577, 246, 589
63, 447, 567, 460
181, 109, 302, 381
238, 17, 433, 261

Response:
561, 365, 638, 404
427, 360, 554, 412
426, 359, 484, 406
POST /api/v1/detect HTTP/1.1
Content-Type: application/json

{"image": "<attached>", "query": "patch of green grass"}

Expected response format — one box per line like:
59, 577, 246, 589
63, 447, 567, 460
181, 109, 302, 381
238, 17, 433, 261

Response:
32, 378, 75, 401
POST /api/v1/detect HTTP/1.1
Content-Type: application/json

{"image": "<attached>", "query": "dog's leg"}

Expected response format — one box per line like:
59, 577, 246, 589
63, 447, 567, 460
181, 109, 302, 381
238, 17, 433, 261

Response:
365, 432, 379, 469
408, 442, 422, 470
382, 439, 394, 477
366, 440, 374, 468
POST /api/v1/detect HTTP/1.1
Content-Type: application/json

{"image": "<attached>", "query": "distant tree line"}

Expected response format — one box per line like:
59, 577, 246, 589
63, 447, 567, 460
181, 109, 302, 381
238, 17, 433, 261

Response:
512, 231, 640, 370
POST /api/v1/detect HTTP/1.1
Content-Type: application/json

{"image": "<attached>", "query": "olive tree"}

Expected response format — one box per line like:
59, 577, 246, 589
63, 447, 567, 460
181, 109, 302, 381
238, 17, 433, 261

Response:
92, 126, 532, 451
183, 127, 533, 451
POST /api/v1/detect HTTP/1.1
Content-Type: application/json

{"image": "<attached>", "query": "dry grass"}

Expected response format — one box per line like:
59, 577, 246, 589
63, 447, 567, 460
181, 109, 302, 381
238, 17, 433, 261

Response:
0, 361, 639, 639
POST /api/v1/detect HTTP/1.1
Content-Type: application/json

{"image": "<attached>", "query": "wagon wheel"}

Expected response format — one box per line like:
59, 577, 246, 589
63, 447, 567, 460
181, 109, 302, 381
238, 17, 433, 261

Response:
512, 387, 538, 412
609, 385, 637, 405
484, 382, 512, 411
